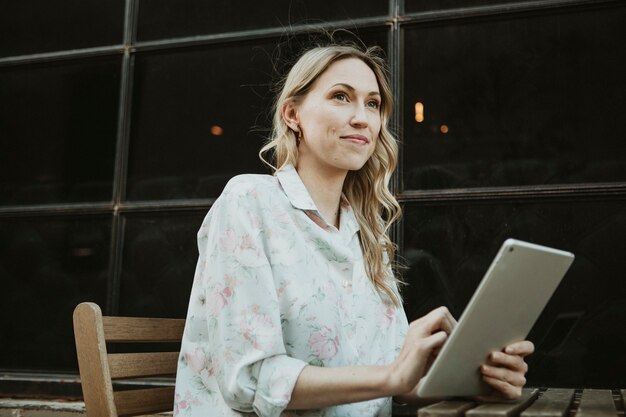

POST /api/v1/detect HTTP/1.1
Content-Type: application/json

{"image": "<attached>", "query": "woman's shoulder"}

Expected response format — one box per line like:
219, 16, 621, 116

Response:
199, 174, 280, 235
209, 173, 283, 214
221, 173, 279, 198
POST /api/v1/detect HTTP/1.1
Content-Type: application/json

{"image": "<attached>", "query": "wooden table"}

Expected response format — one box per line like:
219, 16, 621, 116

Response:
392, 389, 625, 417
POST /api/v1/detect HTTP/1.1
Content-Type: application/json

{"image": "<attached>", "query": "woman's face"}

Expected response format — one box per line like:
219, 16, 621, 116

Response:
293, 57, 382, 175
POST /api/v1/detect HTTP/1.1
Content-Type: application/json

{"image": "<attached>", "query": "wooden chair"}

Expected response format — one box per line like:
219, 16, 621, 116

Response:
73, 302, 185, 417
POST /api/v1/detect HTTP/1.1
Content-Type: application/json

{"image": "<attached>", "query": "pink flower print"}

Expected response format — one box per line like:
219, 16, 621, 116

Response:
246, 210, 261, 229
222, 350, 235, 365
378, 307, 396, 327
222, 286, 232, 297
241, 312, 275, 351
274, 209, 292, 225
207, 283, 232, 316
184, 347, 207, 373
239, 235, 255, 250
207, 290, 226, 316
276, 281, 289, 297
236, 234, 266, 267
308, 326, 340, 360
179, 400, 187, 409
218, 229, 237, 252
223, 273, 240, 290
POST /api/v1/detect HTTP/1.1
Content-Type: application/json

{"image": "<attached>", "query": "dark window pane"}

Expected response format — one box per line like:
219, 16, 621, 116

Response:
0, 56, 121, 205
137, 0, 388, 41
402, 200, 626, 387
403, 6, 626, 190
0, 0, 125, 58
127, 30, 388, 200
118, 212, 206, 318
0, 216, 111, 372
405, 0, 538, 13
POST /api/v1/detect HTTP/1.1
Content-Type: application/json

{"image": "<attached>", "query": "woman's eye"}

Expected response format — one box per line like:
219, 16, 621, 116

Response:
334, 92, 348, 101
367, 100, 380, 109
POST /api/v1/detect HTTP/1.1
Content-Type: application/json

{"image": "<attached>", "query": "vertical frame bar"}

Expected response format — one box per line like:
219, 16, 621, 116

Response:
108, 0, 139, 314
390, 0, 405, 262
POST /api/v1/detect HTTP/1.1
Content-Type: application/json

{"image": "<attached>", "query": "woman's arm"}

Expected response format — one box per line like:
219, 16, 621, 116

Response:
287, 306, 455, 409
288, 307, 534, 409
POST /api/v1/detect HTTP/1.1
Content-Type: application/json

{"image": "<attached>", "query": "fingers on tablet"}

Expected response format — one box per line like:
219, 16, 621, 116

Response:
489, 351, 527, 372
505, 340, 535, 357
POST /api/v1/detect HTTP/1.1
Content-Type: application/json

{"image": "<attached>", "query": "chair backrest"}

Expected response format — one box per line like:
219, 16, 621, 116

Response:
73, 302, 185, 417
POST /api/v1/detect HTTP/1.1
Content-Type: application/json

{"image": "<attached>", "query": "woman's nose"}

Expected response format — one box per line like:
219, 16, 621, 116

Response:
350, 104, 369, 127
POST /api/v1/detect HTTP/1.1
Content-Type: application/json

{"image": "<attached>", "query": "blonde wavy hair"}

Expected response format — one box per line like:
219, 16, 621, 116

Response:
259, 44, 403, 306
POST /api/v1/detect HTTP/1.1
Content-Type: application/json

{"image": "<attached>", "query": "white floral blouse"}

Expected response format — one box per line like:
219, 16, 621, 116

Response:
174, 164, 409, 417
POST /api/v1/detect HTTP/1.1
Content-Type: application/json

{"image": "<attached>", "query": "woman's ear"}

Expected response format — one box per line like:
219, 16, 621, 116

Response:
281, 100, 300, 132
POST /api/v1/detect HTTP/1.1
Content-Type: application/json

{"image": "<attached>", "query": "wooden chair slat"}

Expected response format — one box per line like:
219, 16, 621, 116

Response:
466, 389, 539, 417
418, 400, 475, 417
575, 389, 617, 417
73, 303, 118, 417
74, 302, 184, 417
102, 316, 185, 342
113, 387, 175, 417
108, 352, 179, 379
520, 388, 575, 417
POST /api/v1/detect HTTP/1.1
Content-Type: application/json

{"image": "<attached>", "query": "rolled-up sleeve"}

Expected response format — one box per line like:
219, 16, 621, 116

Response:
197, 181, 307, 416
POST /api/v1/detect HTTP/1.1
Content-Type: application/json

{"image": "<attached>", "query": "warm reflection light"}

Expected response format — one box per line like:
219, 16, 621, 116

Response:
211, 125, 223, 136
440, 124, 449, 134
414, 102, 424, 123
72, 248, 95, 257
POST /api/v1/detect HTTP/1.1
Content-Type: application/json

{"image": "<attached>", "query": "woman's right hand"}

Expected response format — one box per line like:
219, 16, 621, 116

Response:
387, 306, 457, 396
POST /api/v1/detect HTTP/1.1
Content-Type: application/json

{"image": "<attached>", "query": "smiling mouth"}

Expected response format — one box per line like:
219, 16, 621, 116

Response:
340, 135, 369, 144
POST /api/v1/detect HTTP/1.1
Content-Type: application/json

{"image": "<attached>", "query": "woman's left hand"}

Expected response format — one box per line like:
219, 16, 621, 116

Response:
478, 340, 534, 400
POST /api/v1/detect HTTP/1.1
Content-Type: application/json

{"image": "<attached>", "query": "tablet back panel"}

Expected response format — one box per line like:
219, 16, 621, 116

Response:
416, 239, 574, 398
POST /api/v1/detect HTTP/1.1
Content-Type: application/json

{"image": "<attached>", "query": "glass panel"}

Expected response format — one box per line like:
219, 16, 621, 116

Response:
127, 29, 388, 200
402, 200, 626, 387
402, 6, 626, 190
137, 0, 389, 41
406, 0, 535, 13
0, 0, 125, 58
0, 56, 121, 205
118, 212, 206, 318
0, 216, 111, 372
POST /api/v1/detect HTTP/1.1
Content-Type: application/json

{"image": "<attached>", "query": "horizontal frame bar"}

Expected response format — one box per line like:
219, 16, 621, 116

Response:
398, 0, 621, 25
1, 182, 625, 217
2, 0, 618, 67
398, 182, 626, 204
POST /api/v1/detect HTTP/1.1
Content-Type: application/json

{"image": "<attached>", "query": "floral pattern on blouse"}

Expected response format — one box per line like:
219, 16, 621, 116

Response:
174, 164, 409, 417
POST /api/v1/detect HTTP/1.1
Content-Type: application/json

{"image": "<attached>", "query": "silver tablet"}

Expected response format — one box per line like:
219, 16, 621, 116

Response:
416, 238, 575, 398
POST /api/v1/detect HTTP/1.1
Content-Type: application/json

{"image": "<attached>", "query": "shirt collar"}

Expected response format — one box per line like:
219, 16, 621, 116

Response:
276, 164, 318, 211
276, 164, 360, 235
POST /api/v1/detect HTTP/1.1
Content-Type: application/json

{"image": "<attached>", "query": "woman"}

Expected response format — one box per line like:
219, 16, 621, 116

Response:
174, 43, 533, 417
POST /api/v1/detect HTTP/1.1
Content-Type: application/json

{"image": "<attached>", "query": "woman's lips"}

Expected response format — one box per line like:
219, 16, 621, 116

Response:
341, 135, 369, 144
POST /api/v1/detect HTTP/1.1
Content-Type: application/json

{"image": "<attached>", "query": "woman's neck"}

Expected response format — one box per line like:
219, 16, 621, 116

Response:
295, 162, 347, 229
